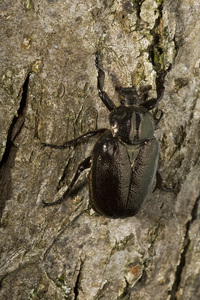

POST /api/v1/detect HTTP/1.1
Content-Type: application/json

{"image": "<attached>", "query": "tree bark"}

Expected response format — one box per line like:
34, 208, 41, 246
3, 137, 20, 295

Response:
0, 0, 199, 299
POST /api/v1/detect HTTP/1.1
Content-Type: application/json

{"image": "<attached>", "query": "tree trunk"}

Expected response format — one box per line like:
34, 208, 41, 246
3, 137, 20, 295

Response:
0, 0, 199, 299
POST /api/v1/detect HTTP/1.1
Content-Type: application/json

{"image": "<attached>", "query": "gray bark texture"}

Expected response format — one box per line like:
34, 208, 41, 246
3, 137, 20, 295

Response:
0, 0, 200, 299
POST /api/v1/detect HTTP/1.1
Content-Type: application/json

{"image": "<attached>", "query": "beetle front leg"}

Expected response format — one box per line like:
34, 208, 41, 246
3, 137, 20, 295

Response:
95, 52, 116, 112
154, 109, 164, 126
43, 156, 91, 207
41, 128, 107, 149
141, 89, 165, 110
141, 65, 171, 110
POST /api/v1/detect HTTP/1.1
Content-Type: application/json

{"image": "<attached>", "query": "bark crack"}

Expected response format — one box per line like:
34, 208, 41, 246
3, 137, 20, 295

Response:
135, 0, 145, 21
148, 1, 172, 73
169, 195, 200, 300
118, 277, 131, 300
146, 1, 173, 110
0, 72, 30, 222
74, 260, 83, 300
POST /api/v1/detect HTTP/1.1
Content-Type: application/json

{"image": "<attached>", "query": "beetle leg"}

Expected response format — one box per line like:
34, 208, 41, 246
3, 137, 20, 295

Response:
154, 109, 164, 126
141, 65, 171, 110
153, 171, 174, 192
140, 88, 165, 110
138, 85, 152, 102
95, 52, 116, 111
42, 156, 92, 207
41, 128, 107, 149
153, 171, 163, 191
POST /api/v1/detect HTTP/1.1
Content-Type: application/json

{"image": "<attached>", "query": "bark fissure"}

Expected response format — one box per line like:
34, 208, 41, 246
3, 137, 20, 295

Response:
94, 281, 109, 300
0, 73, 30, 222
169, 195, 200, 300
74, 260, 83, 300
43, 215, 82, 261
135, 0, 145, 21
147, 2, 173, 106
148, 2, 165, 71
118, 277, 131, 300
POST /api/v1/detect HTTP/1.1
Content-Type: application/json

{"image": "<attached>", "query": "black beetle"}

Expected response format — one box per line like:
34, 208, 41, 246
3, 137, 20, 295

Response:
42, 53, 168, 218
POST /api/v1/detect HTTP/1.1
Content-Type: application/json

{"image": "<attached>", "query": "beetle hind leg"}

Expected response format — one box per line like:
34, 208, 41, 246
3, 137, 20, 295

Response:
42, 156, 92, 207
153, 171, 174, 192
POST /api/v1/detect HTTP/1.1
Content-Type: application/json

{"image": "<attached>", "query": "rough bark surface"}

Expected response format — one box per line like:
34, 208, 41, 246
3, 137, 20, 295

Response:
0, 1, 199, 299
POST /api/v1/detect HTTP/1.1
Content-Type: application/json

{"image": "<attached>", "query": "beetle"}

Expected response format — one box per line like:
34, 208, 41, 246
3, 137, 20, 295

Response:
42, 53, 168, 218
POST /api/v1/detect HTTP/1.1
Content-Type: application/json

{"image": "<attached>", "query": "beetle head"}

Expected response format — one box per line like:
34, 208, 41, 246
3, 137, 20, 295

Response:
115, 86, 141, 106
